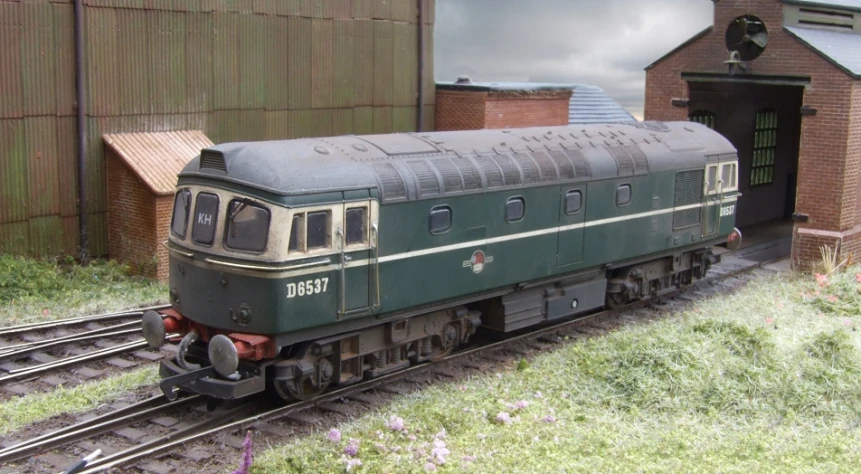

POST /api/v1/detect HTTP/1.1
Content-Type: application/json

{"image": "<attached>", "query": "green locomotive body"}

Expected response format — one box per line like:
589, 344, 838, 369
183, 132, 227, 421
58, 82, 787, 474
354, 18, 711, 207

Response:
144, 121, 741, 401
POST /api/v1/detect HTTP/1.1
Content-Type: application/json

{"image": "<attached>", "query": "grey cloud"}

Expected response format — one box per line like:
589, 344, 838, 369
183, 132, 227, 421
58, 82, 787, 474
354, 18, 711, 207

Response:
433, 0, 715, 119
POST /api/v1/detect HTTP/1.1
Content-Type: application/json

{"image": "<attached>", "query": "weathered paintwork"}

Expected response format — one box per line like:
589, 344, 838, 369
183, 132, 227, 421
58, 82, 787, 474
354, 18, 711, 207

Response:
166, 122, 739, 346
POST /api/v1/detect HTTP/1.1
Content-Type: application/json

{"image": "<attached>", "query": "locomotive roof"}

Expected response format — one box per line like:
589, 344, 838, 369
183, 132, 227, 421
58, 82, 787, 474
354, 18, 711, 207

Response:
179, 121, 736, 203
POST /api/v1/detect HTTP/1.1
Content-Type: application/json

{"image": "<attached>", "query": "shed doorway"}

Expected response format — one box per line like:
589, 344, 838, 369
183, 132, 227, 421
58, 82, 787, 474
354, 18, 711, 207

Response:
686, 80, 803, 230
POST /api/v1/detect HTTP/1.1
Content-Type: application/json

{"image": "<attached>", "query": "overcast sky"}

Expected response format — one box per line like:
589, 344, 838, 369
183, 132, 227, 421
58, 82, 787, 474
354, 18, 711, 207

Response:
433, 0, 715, 120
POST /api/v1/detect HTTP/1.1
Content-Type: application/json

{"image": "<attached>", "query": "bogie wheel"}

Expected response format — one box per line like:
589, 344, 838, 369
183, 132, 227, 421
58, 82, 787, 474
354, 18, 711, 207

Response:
429, 324, 458, 362
273, 375, 329, 402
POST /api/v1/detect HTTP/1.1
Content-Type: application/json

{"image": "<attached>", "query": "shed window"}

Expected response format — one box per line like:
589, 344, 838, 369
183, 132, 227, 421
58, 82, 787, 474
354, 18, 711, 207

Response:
505, 197, 525, 223
192, 193, 219, 245
689, 110, 716, 129
751, 110, 777, 187
306, 211, 330, 249
429, 206, 452, 234
224, 200, 270, 252
565, 190, 582, 214
170, 189, 192, 238
616, 185, 631, 206
346, 207, 368, 245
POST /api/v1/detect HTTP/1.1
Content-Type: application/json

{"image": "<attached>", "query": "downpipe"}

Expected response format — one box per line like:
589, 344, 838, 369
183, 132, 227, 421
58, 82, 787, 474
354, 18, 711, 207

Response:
74, 0, 88, 262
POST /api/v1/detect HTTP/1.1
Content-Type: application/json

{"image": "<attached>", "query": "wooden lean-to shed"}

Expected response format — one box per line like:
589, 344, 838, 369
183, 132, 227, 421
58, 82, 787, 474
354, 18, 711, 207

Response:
103, 131, 213, 281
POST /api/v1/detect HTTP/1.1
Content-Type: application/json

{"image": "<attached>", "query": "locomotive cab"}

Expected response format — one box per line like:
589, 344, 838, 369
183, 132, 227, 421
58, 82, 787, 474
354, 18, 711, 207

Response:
704, 159, 743, 247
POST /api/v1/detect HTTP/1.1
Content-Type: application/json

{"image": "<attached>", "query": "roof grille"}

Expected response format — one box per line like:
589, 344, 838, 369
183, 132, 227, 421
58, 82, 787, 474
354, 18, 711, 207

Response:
200, 150, 227, 172
786, 5, 858, 31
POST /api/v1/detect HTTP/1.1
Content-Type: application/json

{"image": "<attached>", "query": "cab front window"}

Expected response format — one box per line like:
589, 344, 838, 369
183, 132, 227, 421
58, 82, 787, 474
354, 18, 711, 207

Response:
170, 189, 192, 238
224, 199, 270, 252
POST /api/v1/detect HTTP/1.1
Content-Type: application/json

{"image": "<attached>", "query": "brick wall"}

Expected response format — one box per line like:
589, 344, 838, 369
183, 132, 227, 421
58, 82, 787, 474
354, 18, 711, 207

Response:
435, 90, 488, 131
485, 96, 571, 129
644, 0, 861, 266
106, 152, 161, 280
435, 88, 571, 131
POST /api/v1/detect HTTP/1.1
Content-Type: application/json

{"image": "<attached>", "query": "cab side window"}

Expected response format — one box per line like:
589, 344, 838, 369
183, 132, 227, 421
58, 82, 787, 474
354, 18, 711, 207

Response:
306, 211, 330, 249
346, 207, 368, 245
289, 210, 332, 253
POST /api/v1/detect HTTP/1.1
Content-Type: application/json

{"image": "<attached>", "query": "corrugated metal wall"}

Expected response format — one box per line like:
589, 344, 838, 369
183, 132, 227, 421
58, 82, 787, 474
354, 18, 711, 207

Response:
0, 0, 436, 258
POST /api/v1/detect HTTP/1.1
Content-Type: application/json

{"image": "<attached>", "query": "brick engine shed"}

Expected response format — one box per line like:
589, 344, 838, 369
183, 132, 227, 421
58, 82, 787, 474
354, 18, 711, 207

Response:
104, 131, 213, 281
434, 78, 574, 130
644, 0, 861, 267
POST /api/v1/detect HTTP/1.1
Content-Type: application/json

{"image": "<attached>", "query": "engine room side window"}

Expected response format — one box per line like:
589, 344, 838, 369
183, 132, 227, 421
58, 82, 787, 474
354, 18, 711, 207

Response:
346, 207, 368, 245
192, 192, 219, 245
306, 211, 331, 250
616, 184, 631, 207
224, 199, 270, 252
506, 197, 525, 223
565, 190, 582, 214
429, 206, 451, 235
170, 189, 191, 238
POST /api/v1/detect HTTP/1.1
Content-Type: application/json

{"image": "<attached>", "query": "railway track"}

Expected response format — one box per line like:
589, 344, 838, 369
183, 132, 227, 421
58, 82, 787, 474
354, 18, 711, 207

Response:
0, 304, 171, 400
1, 244, 788, 474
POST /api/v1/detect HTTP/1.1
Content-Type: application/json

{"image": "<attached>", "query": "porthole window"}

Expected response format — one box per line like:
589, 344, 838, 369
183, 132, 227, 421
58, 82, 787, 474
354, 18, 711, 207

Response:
429, 206, 452, 235
192, 192, 219, 245
505, 197, 525, 223
170, 189, 192, 238
616, 184, 631, 207
346, 207, 368, 245
565, 190, 582, 214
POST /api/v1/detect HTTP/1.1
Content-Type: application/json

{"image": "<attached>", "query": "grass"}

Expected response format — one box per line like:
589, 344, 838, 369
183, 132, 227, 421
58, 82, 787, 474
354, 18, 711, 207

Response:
0, 254, 168, 327
246, 265, 861, 474
0, 366, 158, 437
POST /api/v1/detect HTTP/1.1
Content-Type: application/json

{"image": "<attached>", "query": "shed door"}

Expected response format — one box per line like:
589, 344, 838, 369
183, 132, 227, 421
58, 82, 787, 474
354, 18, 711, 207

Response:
556, 186, 586, 267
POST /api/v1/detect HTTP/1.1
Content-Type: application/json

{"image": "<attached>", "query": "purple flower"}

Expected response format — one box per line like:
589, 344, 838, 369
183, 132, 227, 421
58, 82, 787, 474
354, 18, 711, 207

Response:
231, 430, 254, 474
424, 462, 438, 471
327, 428, 342, 443
344, 458, 363, 472
514, 400, 529, 410
543, 415, 557, 424
375, 443, 388, 453
435, 428, 447, 440
408, 434, 417, 441
534, 391, 544, 399
495, 412, 512, 424
386, 415, 405, 432
344, 439, 360, 457
463, 455, 477, 463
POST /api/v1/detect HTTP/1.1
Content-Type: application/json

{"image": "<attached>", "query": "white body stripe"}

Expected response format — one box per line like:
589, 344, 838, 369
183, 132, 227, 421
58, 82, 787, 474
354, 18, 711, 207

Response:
172, 197, 738, 278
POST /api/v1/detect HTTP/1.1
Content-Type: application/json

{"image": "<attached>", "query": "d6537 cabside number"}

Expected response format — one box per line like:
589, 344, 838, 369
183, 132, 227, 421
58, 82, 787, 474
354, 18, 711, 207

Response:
720, 205, 735, 217
286, 278, 329, 298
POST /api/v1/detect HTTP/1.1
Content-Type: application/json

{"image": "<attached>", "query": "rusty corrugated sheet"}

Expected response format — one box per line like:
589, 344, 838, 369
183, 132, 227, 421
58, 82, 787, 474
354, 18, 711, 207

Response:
103, 130, 214, 195
85, 117, 108, 214
22, 2, 57, 117
332, 108, 353, 135
25, 116, 61, 218
0, 119, 27, 225
56, 116, 79, 217
53, 3, 76, 117
373, 0, 392, 20
423, 104, 435, 132
239, 11, 264, 109
115, 8, 149, 115
333, 0, 351, 19
264, 110, 288, 140
28, 216, 64, 258
88, 211, 108, 257
310, 109, 334, 137
391, 0, 415, 22
213, 12, 240, 110
61, 216, 78, 255
209, 109, 264, 143
312, 18, 334, 109
352, 0, 372, 19
0, 222, 30, 256
425, 0, 435, 25
150, 10, 188, 115
373, 20, 394, 106
373, 106, 392, 134
353, 19, 374, 106
333, 20, 354, 108
353, 106, 374, 135
392, 21, 416, 107
287, 15, 312, 110
392, 106, 416, 133
422, 23, 435, 106
265, 15, 289, 110
186, 12, 213, 113
0, 2, 23, 119
287, 109, 313, 138
87, 7, 120, 116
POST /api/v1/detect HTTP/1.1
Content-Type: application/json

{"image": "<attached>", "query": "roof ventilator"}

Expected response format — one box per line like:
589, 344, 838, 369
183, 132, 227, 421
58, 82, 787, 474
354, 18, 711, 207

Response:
200, 150, 228, 173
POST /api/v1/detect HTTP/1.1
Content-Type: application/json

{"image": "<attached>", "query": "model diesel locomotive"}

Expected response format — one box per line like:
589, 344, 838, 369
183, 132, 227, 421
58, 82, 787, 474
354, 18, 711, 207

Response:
142, 121, 742, 402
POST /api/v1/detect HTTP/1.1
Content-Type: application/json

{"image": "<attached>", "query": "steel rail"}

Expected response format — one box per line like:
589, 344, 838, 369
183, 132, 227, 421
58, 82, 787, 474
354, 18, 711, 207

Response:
0, 304, 170, 337
0, 340, 149, 383
72, 253, 786, 474
0, 323, 143, 359
0, 395, 200, 464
